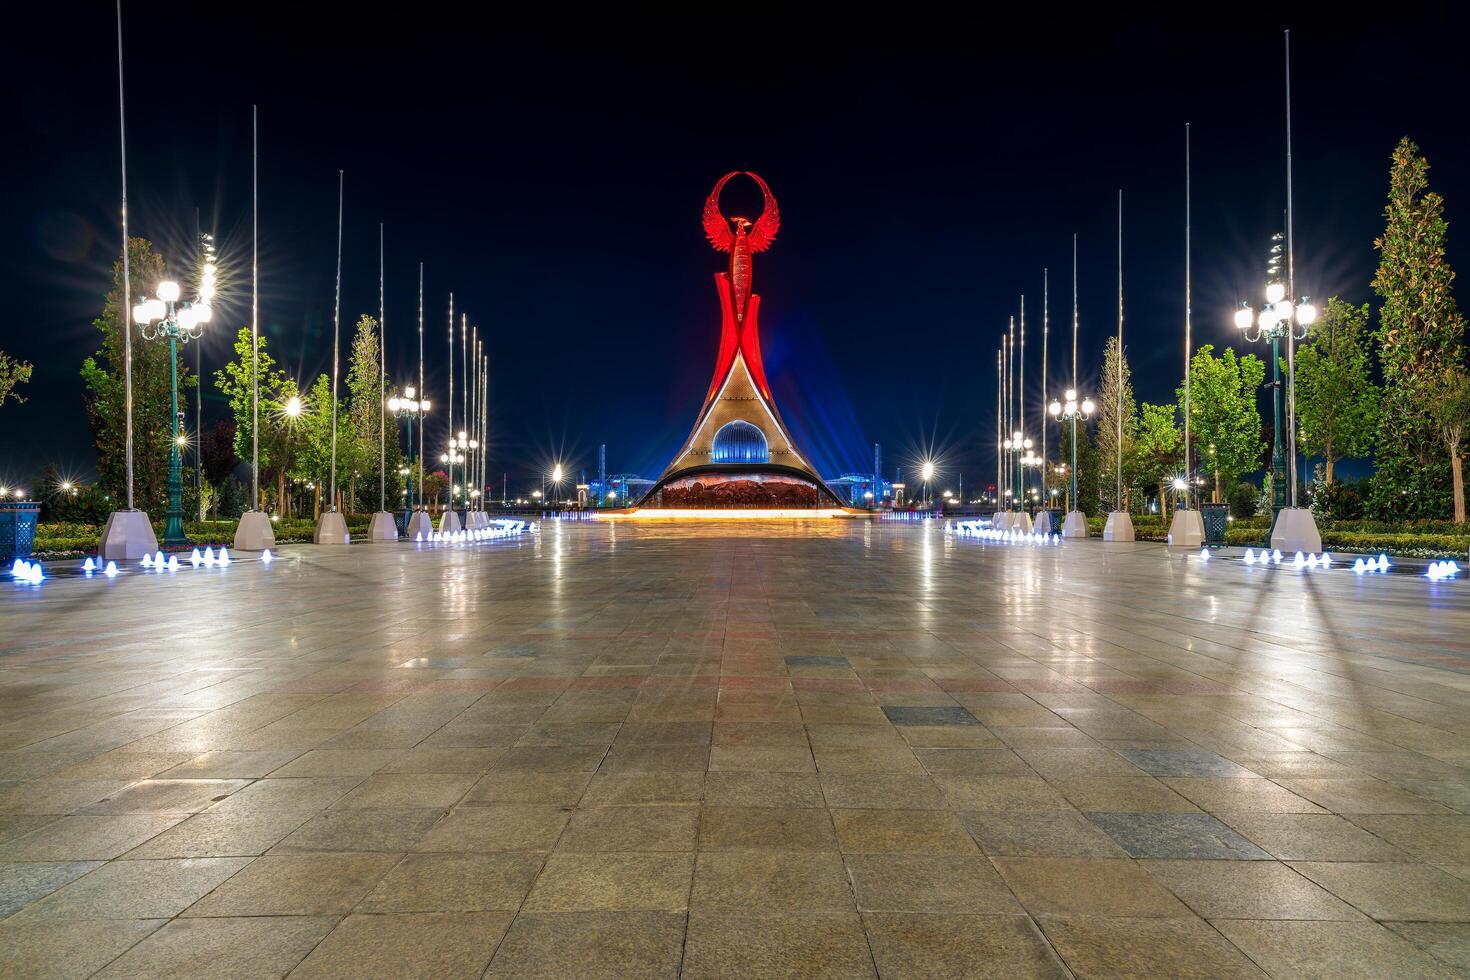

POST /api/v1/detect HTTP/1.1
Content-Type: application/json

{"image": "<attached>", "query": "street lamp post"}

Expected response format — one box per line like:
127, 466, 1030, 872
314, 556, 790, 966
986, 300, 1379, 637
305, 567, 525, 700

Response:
439, 436, 466, 531
1234, 234, 1319, 549
920, 460, 934, 510
134, 277, 210, 546
388, 386, 430, 535
1048, 387, 1094, 538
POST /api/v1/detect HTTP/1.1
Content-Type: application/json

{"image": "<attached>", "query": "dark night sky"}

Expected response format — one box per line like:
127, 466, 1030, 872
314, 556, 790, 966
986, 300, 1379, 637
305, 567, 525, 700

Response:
3, 7, 1468, 495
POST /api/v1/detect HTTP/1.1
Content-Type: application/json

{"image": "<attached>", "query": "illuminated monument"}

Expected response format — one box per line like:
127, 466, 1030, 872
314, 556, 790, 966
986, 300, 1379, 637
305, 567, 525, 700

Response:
639, 172, 845, 512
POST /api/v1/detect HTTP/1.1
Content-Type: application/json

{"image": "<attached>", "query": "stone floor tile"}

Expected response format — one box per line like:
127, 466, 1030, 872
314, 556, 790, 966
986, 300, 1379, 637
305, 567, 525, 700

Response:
683, 911, 875, 979
0, 919, 163, 980
864, 912, 1068, 978
124, 810, 312, 859
1040, 915, 1266, 978
1014, 746, 1145, 778
1216, 812, 1412, 862
522, 852, 694, 911
268, 749, 407, 778
483, 911, 684, 979
692, 850, 854, 911
1290, 861, 1470, 922
914, 747, 1034, 775
0, 779, 134, 815
461, 771, 590, 805
182, 852, 400, 917
1161, 777, 1326, 814
78, 779, 252, 816
1119, 748, 1259, 778
1216, 919, 1456, 978
1277, 778, 1451, 814
93, 915, 336, 979
1086, 812, 1274, 860
784, 655, 851, 668
161, 750, 306, 779
46, 752, 198, 782
270, 807, 444, 853
13, 857, 248, 921
1347, 814, 1470, 864
811, 745, 923, 774
845, 853, 1021, 913
707, 745, 814, 773
413, 805, 569, 852
699, 806, 837, 850
491, 745, 607, 772
702, 772, 823, 808
959, 810, 1129, 858
579, 772, 703, 806
1141, 859, 1362, 920
1051, 776, 1201, 812
207, 777, 365, 814
819, 773, 944, 809
358, 852, 544, 912
291, 911, 511, 979
831, 807, 978, 853
0, 814, 184, 861
328, 772, 477, 809
992, 857, 1193, 917
934, 775, 1071, 810
0, 861, 103, 918
1386, 922, 1470, 973
558, 804, 699, 851
0, 814, 58, 845
880, 705, 979, 727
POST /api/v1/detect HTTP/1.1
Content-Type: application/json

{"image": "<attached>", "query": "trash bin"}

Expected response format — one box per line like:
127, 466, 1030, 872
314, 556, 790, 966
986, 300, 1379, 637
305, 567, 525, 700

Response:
1201, 503, 1229, 547
0, 500, 41, 561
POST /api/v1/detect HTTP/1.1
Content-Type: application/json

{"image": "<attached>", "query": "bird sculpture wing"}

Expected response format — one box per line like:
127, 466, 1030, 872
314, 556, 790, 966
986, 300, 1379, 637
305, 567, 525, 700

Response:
745, 171, 780, 252
702, 172, 738, 252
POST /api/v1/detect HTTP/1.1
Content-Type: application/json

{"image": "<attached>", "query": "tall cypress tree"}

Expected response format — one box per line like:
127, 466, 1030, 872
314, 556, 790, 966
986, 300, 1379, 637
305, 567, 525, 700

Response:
1370, 138, 1467, 519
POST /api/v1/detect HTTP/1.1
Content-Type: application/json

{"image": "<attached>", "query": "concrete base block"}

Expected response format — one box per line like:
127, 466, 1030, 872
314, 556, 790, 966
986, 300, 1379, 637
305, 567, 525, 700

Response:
233, 510, 276, 552
1011, 511, 1033, 534
1103, 511, 1135, 542
313, 510, 350, 545
993, 512, 1011, 531
1032, 510, 1053, 536
1061, 511, 1088, 539
406, 510, 435, 540
439, 510, 462, 534
1270, 507, 1323, 555
98, 510, 158, 562
365, 511, 398, 542
1167, 508, 1205, 549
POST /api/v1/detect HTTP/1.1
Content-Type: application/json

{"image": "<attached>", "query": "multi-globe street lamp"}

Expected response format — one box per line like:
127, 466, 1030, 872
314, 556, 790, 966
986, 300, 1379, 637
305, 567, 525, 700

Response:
440, 436, 466, 514
1000, 432, 1034, 513
1049, 388, 1094, 533
134, 274, 212, 545
388, 385, 430, 525
1234, 234, 1317, 528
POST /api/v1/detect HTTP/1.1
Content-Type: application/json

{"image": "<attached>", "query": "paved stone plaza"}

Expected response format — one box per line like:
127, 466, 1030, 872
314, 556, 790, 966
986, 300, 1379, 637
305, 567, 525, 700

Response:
1, 519, 1469, 977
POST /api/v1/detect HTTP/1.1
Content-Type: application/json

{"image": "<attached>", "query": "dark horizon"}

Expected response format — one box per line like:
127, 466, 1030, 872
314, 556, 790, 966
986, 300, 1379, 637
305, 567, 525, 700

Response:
3, 8, 1468, 496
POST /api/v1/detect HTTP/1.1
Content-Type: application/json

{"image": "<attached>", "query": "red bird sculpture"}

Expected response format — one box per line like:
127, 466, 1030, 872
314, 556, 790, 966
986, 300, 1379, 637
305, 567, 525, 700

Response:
702, 171, 780, 322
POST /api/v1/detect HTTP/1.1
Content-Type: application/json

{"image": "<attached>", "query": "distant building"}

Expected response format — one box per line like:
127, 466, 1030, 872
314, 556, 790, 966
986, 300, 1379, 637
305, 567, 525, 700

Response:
825, 473, 893, 507
588, 474, 654, 507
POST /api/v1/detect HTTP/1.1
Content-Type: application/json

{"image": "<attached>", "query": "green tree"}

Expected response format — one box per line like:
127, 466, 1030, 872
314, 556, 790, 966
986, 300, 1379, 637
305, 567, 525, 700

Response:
80, 238, 192, 513
1370, 137, 1467, 519
1179, 344, 1265, 502
1094, 336, 1137, 511
1056, 416, 1101, 516
214, 326, 289, 509
1423, 365, 1470, 522
0, 350, 32, 406
1133, 402, 1183, 520
293, 374, 348, 518
345, 314, 400, 513
1294, 299, 1379, 483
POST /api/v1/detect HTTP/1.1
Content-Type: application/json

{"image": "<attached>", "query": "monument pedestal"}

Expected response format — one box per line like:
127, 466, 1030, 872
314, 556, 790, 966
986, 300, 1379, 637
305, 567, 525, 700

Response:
365, 511, 398, 542
1270, 507, 1322, 554
1103, 511, 1135, 542
233, 510, 276, 552
1061, 510, 1088, 539
406, 510, 435, 540
99, 510, 158, 562
313, 510, 350, 545
1167, 508, 1205, 549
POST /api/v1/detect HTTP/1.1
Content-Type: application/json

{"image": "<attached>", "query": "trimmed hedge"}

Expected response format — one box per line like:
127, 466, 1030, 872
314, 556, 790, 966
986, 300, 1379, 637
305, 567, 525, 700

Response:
31, 513, 385, 559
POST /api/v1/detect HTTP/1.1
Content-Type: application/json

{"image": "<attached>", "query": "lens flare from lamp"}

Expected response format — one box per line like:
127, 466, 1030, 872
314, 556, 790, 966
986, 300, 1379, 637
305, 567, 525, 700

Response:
1266, 282, 1286, 304
156, 280, 181, 302
1234, 306, 1254, 330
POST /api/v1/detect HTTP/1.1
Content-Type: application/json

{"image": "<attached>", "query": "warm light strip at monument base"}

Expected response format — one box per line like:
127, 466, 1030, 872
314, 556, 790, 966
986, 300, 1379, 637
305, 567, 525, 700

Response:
615, 508, 853, 520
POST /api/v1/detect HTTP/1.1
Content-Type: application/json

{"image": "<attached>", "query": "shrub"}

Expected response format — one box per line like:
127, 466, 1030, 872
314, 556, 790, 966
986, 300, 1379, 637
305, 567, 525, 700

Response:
1310, 479, 1366, 522
1228, 482, 1258, 519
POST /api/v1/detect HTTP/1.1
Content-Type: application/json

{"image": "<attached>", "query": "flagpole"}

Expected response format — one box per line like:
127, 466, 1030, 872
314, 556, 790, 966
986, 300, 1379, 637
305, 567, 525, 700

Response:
117, 0, 134, 512
329, 171, 343, 512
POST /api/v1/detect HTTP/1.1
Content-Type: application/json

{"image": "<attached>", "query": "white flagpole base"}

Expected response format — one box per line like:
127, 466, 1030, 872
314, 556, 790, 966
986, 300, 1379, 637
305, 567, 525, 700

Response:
406, 510, 434, 539
1061, 511, 1088, 538
98, 509, 159, 561
1167, 508, 1205, 548
365, 511, 398, 542
1270, 507, 1322, 554
313, 510, 350, 545
233, 510, 276, 551
1103, 511, 1135, 541
439, 510, 462, 534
